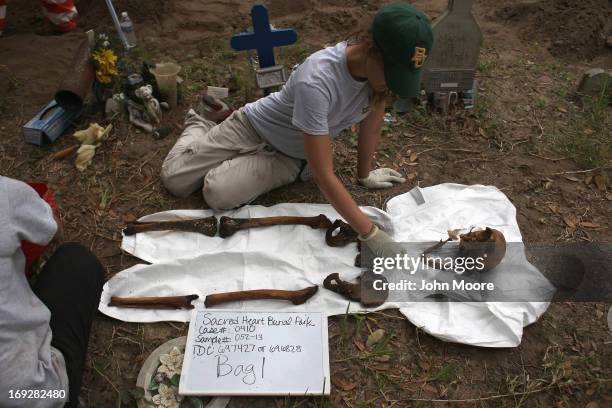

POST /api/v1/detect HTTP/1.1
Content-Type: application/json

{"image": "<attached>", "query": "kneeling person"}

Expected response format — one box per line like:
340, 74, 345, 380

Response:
0, 176, 104, 407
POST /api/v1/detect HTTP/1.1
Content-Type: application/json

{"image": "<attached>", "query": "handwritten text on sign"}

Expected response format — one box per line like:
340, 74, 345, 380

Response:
179, 310, 330, 396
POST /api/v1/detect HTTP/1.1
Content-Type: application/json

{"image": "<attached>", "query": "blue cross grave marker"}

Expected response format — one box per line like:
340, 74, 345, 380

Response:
230, 4, 297, 69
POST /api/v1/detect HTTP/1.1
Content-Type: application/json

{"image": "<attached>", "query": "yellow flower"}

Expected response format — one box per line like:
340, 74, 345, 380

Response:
93, 49, 118, 84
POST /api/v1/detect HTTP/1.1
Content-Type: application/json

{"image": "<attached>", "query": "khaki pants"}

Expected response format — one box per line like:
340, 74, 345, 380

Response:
161, 109, 302, 209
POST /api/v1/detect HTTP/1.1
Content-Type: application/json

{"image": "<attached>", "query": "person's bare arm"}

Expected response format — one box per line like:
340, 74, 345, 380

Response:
357, 98, 385, 179
304, 133, 374, 236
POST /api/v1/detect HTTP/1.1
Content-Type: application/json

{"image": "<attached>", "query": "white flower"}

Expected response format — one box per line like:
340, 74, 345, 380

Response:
152, 384, 180, 408
102, 40, 110, 48
157, 347, 183, 378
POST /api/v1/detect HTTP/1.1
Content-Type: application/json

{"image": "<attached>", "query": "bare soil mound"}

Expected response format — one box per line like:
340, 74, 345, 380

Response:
495, 0, 611, 61
76, 0, 173, 27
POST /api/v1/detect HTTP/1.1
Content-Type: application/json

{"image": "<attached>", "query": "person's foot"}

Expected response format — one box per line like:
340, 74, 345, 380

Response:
196, 93, 233, 123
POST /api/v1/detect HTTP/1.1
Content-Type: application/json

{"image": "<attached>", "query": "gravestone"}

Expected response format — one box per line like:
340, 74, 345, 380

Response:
422, 0, 482, 112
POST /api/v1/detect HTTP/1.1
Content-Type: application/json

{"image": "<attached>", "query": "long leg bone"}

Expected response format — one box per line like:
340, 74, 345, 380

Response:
204, 286, 318, 307
123, 216, 218, 236
219, 214, 332, 238
108, 294, 198, 309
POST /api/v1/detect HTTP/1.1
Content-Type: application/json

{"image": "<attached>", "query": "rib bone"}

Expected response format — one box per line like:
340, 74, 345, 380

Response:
219, 214, 332, 238
204, 286, 318, 307
123, 216, 218, 236
108, 294, 198, 309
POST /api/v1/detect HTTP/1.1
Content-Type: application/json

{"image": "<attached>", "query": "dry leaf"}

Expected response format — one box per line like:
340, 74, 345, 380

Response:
406, 172, 418, 180
607, 192, 612, 201
421, 383, 437, 394
478, 127, 486, 137
580, 222, 600, 228
594, 174, 606, 191
564, 175, 580, 182
353, 339, 366, 352
562, 214, 578, 228
123, 213, 137, 223
557, 107, 567, 113
371, 363, 391, 371
418, 360, 431, 371
584, 175, 593, 185
331, 375, 357, 391
374, 354, 391, 362
366, 329, 385, 348
548, 203, 559, 214
409, 152, 418, 162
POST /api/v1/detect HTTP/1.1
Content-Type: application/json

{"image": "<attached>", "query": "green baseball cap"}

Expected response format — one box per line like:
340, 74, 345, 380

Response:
372, 3, 434, 98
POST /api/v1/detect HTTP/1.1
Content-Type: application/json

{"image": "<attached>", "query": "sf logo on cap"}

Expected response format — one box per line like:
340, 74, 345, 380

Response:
412, 47, 427, 68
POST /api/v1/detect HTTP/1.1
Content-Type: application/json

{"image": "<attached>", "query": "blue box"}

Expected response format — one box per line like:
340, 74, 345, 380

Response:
23, 100, 81, 145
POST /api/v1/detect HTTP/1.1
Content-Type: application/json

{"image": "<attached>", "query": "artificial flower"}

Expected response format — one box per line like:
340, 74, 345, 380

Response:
157, 347, 183, 378
73, 122, 112, 145
93, 48, 118, 84
151, 384, 179, 408
75, 145, 96, 172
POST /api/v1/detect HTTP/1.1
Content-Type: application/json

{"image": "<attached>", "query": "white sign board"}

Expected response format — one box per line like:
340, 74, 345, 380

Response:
179, 310, 330, 396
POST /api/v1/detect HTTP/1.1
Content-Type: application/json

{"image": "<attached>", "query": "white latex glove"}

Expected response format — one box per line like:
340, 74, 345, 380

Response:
359, 168, 406, 189
359, 225, 406, 260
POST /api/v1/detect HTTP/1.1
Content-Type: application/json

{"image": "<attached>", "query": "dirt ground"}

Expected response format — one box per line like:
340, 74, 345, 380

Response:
0, 0, 611, 407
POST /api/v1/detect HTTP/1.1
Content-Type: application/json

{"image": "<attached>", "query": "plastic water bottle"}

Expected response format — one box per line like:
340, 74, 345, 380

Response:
120, 12, 137, 48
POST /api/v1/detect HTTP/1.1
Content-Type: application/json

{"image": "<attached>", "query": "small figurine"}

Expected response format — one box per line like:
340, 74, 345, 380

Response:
135, 84, 162, 125
126, 99, 154, 133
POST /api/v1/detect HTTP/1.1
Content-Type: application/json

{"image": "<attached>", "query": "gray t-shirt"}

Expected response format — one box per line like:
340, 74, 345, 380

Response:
244, 41, 372, 159
0, 176, 68, 407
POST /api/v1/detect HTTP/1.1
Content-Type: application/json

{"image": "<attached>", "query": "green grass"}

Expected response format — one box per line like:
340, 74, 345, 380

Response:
477, 58, 497, 75
278, 44, 315, 68
428, 362, 458, 382
552, 84, 611, 168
